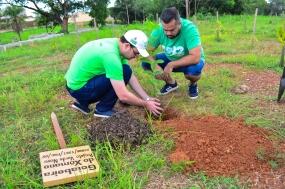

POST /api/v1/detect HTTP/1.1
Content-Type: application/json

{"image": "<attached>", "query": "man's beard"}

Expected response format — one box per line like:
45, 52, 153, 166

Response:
166, 29, 181, 39
167, 35, 175, 39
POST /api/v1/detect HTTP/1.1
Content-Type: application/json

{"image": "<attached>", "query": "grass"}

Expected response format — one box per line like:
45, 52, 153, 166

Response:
0, 24, 80, 45
0, 15, 285, 188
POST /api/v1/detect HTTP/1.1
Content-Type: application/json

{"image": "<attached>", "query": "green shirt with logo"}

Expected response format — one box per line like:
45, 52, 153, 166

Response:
148, 18, 205, 61
65, 38, 128, 90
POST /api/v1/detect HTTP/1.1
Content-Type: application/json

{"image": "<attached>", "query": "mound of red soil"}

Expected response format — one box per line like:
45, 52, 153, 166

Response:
156, 116, 276, 177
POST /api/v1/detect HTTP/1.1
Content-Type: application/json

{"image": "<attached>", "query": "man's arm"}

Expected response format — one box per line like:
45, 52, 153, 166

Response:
171, 46, 201, 67
163, 46, 201, 74
128, 74, 150, 100
146, 46, 157, 61
110, 79, 163, 115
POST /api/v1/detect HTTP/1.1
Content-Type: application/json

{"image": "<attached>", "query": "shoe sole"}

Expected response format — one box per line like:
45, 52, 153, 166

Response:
71, 104, 89, 115
160, 86, 179, 95
189, 95, 198, 100
94, 113, 110, 118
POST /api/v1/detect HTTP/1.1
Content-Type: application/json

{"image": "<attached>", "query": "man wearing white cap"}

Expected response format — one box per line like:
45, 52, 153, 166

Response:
65, 30, 163, 118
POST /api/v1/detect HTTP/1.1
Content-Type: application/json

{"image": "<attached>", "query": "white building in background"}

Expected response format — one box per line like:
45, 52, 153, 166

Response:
69, 12, 92, 24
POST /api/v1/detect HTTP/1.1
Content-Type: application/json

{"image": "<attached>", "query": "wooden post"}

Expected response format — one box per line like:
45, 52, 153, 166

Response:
253, 8, 258, 35
39, 113, 99, 187
216, 11, 219, 21
280, 45, 285, 67
51, 112, 67, 149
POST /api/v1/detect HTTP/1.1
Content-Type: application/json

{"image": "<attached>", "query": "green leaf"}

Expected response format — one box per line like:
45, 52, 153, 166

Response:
155, 59, 164, 64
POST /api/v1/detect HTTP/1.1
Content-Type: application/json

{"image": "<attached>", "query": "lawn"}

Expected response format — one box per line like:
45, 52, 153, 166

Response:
0, 15, 284, 188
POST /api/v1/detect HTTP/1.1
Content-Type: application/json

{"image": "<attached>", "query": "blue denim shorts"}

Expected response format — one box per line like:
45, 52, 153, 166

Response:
142, 53, 205, 76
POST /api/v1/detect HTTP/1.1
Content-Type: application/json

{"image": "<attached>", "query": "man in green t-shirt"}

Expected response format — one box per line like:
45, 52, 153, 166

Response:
142, 7, 205, 99
65, 30, 162, 118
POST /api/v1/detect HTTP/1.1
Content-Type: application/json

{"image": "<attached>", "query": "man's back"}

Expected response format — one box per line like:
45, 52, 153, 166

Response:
65, 38, 127, 90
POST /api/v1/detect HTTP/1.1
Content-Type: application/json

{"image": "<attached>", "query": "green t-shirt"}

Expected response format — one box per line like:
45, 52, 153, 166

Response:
148, 18, 205, 61
65, 38, 128, 90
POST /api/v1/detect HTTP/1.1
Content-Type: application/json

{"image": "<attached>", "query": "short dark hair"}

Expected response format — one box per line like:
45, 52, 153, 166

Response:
120, 35, 135, 47
160, 7, 180, 24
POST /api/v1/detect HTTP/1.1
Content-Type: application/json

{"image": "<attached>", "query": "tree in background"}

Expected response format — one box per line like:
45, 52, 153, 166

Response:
3, 5, 25, 40
268, 0, 285, 15
35, 13, 58, 33
242, 0, 268, 14
86, 0, 109, 26
110, 0, 133, 24
110, 0, 185, 24
0, 0, 84, 33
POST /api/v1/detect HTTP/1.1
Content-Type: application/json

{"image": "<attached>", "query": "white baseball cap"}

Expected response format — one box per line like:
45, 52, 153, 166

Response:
124, 30, 150, 57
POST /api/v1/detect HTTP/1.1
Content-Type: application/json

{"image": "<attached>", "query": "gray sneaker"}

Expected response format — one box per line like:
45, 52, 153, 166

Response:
94, 109, 116, 118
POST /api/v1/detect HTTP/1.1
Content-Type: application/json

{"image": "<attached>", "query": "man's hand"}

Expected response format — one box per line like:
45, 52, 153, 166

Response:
154, 65, 170, 82
164, 62, 174, 74
144, 98, 163, 116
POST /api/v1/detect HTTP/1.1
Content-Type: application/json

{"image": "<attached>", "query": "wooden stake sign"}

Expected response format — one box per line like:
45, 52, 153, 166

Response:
39, 113, 99, 187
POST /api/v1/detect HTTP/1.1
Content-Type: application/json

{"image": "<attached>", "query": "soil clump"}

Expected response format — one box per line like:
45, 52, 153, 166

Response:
88, 110, 152, 147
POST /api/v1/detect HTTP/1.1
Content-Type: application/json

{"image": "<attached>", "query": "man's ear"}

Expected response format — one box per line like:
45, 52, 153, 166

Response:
122, 42, 130, 50
126, 43, 132, 49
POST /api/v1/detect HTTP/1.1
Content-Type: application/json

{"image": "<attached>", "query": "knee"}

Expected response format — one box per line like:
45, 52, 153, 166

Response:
123, 64, 132, 83
184, 74, 201, 81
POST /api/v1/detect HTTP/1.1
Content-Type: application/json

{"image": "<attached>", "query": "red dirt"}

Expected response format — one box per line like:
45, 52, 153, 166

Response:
155, 115, 278, 177
205, 63, 280, 95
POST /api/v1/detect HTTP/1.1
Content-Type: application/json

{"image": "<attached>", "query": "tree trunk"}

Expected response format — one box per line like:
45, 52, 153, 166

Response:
13, 19, 22, 41
185, 0, 189, 19
280, 45, 285, 67
61, 16, 69, 33
61, 1, 69, 34
17, 30, 22, 41
125, 4, 129, 25
194, 0, 197, 21
189, 0, 191, 16
142, 9, 145, 23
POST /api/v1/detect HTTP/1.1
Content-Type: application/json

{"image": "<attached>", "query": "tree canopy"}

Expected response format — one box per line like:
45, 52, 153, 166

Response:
86, 0, 109, 26
109, 0, 284, 24
0, 0, 84, 33
0, 0, 284, 31
3, 5, 25, 40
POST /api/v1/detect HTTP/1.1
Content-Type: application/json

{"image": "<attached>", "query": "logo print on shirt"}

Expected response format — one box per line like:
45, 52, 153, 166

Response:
162, 46, 184, 57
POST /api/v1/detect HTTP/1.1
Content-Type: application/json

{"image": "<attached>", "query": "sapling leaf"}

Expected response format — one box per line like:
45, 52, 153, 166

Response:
155, 59, 164, 64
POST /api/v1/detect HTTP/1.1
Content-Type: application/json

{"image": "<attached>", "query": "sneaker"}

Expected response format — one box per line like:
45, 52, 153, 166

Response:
188, 84, 199, 99
71, 102, 91, 115
94, 109, 116, 118
160, 81, 179, 95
